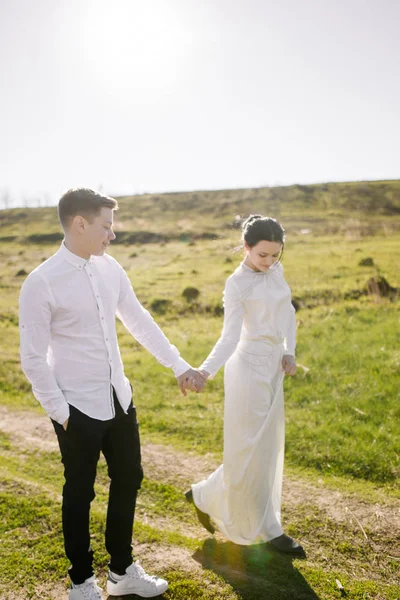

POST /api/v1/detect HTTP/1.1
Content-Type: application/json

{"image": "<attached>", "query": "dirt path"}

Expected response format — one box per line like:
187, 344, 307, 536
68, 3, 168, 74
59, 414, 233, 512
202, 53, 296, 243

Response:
1, 404, 399, 538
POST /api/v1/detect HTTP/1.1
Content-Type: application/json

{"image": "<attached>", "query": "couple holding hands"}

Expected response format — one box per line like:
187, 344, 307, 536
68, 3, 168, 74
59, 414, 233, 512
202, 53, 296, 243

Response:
19, 188, 303, 600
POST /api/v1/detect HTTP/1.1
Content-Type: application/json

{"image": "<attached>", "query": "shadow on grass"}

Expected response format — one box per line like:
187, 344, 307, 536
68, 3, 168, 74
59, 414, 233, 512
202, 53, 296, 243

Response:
193, 538, 320, 600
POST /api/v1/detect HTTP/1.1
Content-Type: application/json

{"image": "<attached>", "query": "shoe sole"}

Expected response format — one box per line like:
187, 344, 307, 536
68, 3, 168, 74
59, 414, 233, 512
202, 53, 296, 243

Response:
106, 581, 168, 597
268, 543, 307, 558
185, 489, 215, 534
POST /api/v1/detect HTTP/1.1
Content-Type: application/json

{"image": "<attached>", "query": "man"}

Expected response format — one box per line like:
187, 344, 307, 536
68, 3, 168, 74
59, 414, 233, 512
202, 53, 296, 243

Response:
19, 188, 205, 600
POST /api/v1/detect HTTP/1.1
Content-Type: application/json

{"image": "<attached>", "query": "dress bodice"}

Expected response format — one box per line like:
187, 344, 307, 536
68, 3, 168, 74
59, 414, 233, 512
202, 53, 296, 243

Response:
200, 261, 296, 377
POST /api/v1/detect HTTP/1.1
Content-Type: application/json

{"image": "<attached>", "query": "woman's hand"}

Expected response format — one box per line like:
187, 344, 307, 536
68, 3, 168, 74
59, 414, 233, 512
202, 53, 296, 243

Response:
177, 368, 206, 395
282, 355, 297, 376
197, 369, 210, 381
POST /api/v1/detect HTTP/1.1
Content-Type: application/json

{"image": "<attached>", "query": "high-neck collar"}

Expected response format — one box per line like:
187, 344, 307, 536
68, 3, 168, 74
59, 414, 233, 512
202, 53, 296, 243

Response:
241, 260, 278, 275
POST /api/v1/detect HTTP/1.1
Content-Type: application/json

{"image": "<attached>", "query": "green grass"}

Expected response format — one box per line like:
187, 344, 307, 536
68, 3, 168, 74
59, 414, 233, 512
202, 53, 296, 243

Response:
0, 482, 68, 590
117, 302, 400, 486
1, 238, 399, 487
1, 449, 399, 599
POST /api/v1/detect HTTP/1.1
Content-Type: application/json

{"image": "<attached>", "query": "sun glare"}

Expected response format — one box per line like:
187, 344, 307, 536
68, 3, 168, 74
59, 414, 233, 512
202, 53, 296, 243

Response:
81, 1, 192, 95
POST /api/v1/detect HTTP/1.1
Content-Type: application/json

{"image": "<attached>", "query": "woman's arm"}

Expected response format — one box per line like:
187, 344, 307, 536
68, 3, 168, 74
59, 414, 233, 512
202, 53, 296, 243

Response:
199, 277, 244, 378
285, 303, 296, 357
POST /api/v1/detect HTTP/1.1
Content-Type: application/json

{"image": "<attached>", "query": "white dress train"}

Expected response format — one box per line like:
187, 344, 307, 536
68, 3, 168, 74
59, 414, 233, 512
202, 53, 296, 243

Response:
192, 260, 296, 545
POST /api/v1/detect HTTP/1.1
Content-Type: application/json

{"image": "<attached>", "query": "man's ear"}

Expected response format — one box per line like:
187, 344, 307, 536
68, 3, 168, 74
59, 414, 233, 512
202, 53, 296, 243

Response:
71, 215, 87, 234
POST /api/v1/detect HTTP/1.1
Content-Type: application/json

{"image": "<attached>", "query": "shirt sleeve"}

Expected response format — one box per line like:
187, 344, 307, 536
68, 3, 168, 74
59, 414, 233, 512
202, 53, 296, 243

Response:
116, 266, 191, 377
19, 273, 70, 425
200, 276, 244, 378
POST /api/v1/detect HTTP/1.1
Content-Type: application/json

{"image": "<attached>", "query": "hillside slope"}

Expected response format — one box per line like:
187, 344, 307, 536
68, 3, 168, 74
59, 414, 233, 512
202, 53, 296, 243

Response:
1, 180, 400, 241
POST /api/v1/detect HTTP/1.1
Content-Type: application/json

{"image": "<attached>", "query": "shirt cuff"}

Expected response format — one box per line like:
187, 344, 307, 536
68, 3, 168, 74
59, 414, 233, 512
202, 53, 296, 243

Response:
50, 401, 70, 425
172, 358, 192, 378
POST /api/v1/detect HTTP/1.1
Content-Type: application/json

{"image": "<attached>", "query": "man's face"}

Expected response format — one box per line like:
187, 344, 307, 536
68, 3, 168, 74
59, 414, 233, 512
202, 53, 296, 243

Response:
84, 207, 116, 256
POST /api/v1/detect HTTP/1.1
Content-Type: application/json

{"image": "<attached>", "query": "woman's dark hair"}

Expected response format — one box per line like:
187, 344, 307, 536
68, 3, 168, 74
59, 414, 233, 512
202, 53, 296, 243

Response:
241, 214, 285, 248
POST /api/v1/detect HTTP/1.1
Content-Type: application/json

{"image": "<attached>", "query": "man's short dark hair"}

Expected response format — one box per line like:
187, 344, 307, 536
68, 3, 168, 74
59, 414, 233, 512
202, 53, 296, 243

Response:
58, 188, 118, 230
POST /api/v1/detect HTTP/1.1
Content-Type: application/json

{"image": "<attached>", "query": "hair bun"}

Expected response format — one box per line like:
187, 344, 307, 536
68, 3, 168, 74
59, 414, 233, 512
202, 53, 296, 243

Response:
241, 214, 263, 231
241, 213, 285, 247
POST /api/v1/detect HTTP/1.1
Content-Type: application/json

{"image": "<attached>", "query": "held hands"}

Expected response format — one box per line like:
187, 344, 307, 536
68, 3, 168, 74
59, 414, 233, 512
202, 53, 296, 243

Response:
282, 354, 297, 376
177, 368, 209, 396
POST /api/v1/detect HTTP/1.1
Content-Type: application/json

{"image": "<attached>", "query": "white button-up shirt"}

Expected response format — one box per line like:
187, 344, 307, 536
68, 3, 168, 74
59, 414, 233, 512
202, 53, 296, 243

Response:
19, 243, 191, 425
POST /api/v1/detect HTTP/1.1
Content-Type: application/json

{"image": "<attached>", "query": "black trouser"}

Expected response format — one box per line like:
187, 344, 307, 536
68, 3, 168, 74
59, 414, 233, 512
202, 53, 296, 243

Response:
52, 391, 143, 585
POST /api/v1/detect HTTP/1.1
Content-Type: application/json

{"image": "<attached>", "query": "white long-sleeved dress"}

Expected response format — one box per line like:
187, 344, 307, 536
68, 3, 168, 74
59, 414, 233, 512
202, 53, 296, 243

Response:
192, 260, 296, 545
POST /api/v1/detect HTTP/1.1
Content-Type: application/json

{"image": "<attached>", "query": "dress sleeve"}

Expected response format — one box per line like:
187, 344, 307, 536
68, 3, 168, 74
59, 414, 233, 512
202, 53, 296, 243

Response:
277, 262, 296, 356
284, 304, 296, 356
200, 276, 244, 378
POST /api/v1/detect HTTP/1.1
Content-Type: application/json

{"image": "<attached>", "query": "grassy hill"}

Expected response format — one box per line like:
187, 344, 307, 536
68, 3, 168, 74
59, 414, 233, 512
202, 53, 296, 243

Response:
1, 180, 400, 242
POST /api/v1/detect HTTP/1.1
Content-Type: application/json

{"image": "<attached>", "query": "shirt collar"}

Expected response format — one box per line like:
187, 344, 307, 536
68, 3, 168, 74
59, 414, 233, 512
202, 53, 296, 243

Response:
58, 242, 93, 269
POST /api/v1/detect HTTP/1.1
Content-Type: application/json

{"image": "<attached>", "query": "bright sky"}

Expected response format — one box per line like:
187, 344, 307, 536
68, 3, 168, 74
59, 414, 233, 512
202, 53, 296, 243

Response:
1, 0, 399, 207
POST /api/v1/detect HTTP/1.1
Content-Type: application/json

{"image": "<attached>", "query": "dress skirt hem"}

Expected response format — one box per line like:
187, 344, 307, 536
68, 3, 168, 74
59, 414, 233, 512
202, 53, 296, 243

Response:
192, 338, 285, 545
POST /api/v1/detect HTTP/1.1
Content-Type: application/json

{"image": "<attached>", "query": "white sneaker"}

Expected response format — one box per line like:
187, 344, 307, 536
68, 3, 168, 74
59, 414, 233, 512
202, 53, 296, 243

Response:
107, 560, 168, 597
69, 575, 104, 600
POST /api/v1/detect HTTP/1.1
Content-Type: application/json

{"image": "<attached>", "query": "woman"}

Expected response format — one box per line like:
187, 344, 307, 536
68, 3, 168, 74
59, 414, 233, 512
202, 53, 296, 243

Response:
186, 214, 304, 556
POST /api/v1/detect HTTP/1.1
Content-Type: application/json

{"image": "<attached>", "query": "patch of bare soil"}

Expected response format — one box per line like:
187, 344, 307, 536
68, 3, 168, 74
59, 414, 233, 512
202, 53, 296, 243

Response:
0, 582, 67, 600
1, 405, 400, 538
0, 405, 57, 452
133, 542, 205, 576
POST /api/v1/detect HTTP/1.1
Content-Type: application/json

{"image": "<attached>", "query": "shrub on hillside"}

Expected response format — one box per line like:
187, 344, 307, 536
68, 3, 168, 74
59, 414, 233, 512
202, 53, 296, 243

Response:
150, 298, 171, 315
182, 287, 200, 302
359, 257, 374, 266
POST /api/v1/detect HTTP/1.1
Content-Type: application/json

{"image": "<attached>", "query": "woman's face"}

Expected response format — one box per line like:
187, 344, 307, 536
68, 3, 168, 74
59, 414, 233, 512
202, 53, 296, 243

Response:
244, 240, 282, 272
